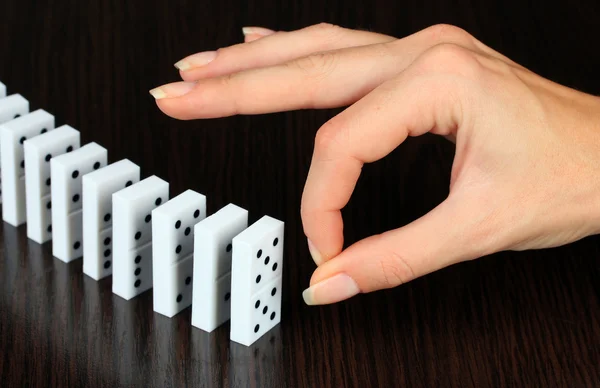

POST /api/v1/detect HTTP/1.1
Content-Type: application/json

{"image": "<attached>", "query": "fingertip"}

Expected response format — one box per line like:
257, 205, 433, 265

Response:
244, 33, 265, 43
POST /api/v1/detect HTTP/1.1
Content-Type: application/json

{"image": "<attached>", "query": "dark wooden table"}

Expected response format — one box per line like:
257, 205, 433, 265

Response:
1, 1, 599, 387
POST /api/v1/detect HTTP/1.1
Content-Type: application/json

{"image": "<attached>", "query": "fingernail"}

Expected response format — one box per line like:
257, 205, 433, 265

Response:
149, 82, 196, 100
302, 273, 360, 305
244, 33, 264, 43
242, 26, 276, 37
307, 239, 323, 266
174, 51, 217, 71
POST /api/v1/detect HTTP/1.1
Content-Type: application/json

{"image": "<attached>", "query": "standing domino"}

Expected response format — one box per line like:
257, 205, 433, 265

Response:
82, 159, 140, 280
112, 176, 168, 300
0, 82, 5, 99
230, 216, 284, 346
0, 109, 54, 225
192, 203, 248, 332
152, 189, 207, 317
0, 94, 28, 124
50, 142, 107, 263
24, 125, 81, 243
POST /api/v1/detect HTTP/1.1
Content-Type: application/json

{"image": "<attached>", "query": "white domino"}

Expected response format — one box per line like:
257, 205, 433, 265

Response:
230, 216, 284, 346
192, 203, 248, 332
24, 125, 81, 243
0, 109, 54, 225
112, 176, 168, 300
82, 159, 140, 280
50, 142, 107, 263
0, 82, 5, 99
0, 94, 28, 124
152, 189, 207, 317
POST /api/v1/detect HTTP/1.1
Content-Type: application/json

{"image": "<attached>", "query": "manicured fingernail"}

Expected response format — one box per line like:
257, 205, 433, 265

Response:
307, 239, 323, 266
244, 33, 264, 43
302, 273, 360, 305
149, 82, 196, 100
174, 51, 217, 71
242, 26, 276, 37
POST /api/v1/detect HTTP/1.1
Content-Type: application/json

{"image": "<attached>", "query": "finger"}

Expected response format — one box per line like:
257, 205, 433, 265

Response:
244, 33, 266, 43
300, 44, 476, 266
152, 41, 406, 119
150, 26, 483, 120
301, 193, 497, 305
175, 23, 395, 81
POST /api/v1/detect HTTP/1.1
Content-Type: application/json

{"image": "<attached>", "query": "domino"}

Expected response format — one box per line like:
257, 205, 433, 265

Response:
0, 109, 54, 225
152, 189, 207, 317
24, 125, 81, 243
192, 203, 248, 332
82, 159, 140, 280
0, 82, 5, 99
230, 215, 284, 346
112, 176, 168, 300
0, 94, 28, 124
50, 142, 107, 263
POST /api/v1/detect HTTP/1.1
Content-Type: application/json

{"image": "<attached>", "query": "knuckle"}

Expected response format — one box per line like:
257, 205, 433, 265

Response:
423, 23, 473, 46
377, 249, 415, 289
314, 119, 347, 155
292, 51, 338, 78
417, 43, 482, 77
307, 22, 343, 37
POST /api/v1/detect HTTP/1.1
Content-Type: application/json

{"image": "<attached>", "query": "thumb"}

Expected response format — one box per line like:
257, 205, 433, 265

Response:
302, 195, 497, 305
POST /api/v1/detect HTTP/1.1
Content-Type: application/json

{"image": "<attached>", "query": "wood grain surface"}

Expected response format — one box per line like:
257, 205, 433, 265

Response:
0, 0, 599, 387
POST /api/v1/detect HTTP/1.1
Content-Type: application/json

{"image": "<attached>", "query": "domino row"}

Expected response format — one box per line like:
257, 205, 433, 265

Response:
0, 82, 283, 346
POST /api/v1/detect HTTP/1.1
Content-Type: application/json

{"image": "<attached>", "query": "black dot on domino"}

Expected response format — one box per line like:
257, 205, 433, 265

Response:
47, 225, 52, 233
176, 294, 182, 303
135, 231, 141, 240
66, 145, 73, 152
104, 213, 111, 222
256, 275, 261, 284
135, 268, 141, 276
155, 197, 162, 206
103, 249, 111, 257
125, 180, 132, 187
72, 194, 80, 203
193, 209, 200, 218
273, 237, 279, 246
254, 324, 260, 333
40, 128, 47, 134
184, 227, 190, 236
93, 161, 100, 169
257, 249, 262, 259
104, 261, 111, 269
270, 312, 276, 321
263, 306, 268, 314
72, 170, 79, 179
226, 244, 232, 253
185, 276, 191, 285
45, 178, 51, 186
45, 154, 51, 162
14, 114, 20, 119
272, 263, 278, 272
175, 245, 182, 254
175, 220, 181, 229
145, 214, 151, 223
19, 136, 26, 144
46, 201, 51, 209
264, 256, 270, 265
271, 287, 277, 296
73, 241, 81, 250
20, 160, 24, 168
134, 255, 141, 264
104, 237, 111, 246
134, 279, 141, 288
255, 300, 260, 309
224, 292, 230, 301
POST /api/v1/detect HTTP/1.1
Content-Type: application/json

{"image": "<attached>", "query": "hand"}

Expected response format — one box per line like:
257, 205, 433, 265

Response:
150, 23, 600, 305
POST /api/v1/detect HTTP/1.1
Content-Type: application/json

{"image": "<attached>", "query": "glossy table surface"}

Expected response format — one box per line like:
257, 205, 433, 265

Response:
0, 0, 599, 387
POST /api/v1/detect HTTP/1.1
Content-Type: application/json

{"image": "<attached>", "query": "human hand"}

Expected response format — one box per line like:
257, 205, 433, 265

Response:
150, 23, 600, 305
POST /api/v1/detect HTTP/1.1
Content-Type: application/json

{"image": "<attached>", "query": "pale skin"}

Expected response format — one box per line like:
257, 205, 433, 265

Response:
149, 23, 600, 305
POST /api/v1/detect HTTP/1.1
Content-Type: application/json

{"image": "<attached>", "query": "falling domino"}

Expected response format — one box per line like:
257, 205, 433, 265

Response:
192, 203, 248, 332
